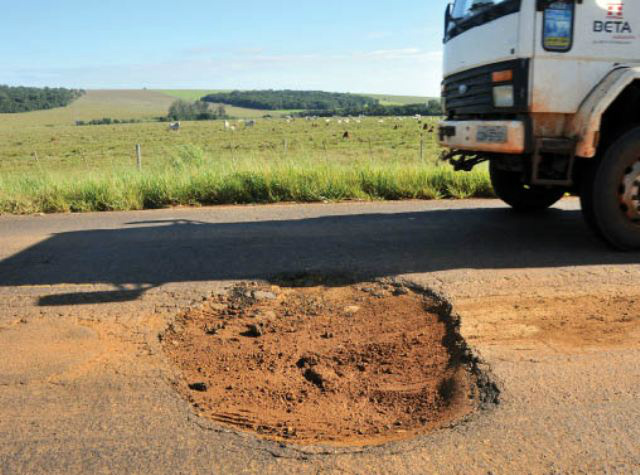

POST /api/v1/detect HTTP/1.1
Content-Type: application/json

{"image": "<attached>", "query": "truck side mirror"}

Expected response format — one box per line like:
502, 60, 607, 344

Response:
444, 3, 453, 42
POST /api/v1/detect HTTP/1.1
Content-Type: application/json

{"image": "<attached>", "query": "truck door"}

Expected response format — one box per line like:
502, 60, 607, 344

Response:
531, 0, 639, 115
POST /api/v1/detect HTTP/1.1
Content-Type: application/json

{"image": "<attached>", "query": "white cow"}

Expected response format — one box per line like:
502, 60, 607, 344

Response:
168, 122, 181, 131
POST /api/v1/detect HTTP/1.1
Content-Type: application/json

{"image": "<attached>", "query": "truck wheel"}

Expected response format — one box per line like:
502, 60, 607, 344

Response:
489, 161, 565, 212
580, 127, 640, 250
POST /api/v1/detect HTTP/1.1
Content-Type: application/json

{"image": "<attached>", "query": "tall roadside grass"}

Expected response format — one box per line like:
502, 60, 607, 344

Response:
0, 152, 493, 214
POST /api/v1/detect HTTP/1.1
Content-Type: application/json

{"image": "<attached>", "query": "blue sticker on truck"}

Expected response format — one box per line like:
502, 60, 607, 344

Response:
544, 2, 573, 51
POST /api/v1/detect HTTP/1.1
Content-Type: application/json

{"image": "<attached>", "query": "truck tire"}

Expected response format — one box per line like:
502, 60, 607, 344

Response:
580, 127, 640, 250
489, 161, 565, 212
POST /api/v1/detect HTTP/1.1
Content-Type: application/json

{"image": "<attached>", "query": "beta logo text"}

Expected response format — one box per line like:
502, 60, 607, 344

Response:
594, 2, 633, 35
594, 21, 633, 33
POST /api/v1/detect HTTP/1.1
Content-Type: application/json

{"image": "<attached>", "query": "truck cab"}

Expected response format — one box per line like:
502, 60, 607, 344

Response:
439, 0, 640, 249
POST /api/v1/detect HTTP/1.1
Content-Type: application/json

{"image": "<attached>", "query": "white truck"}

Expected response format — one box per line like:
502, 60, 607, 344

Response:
438, 0, 640, 250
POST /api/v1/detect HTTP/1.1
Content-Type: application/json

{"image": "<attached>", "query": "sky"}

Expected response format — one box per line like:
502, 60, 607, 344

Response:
0, 0, 448, 96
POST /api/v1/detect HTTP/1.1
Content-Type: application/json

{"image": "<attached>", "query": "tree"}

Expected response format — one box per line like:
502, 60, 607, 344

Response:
0, 85, 84, 113
167, 100, 228, 121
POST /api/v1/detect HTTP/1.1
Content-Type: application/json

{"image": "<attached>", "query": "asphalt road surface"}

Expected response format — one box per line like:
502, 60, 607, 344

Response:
0, 199, 639, 475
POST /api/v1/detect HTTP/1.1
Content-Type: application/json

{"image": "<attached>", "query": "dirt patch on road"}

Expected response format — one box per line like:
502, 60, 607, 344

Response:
164, 279, 490, 446
458, 293, 640, 350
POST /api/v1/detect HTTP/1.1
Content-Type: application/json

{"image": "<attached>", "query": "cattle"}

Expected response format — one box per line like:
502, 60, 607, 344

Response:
168, 122, 181, 131
244, 120, 256, 128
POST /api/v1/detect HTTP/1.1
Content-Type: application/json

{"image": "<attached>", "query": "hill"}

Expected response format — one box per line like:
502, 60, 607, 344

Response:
0, 89, 174, 128
0, 89, 439, 129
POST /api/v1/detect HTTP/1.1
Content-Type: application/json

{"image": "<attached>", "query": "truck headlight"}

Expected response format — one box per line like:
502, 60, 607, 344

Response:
493, 85, 514, 108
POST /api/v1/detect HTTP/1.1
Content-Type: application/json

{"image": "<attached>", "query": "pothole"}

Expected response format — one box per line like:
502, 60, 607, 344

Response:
163, 276, 498, 446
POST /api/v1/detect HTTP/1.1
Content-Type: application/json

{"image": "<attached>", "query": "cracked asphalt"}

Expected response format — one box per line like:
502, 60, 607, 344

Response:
0, 199, 639, 475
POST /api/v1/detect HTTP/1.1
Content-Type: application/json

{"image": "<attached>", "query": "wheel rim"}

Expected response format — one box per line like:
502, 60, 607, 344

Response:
619, 160, 640, 224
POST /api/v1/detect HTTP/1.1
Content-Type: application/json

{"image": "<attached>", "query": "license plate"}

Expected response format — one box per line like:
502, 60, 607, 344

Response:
477, 126, 507, 144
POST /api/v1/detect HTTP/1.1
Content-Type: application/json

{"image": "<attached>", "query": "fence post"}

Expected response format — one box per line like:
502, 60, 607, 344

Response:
33, 151, 39, 162
283, 138, 288, 154
135, 144, 142, 171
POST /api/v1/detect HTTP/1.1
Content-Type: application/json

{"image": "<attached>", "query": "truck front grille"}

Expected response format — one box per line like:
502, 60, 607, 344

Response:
442, 59, 529, 117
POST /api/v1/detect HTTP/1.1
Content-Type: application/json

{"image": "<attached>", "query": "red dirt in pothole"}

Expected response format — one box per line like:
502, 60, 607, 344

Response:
163, 281, 479, 446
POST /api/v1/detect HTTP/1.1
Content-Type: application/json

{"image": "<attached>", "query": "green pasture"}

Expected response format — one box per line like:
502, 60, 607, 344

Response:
0, 90, 491, 214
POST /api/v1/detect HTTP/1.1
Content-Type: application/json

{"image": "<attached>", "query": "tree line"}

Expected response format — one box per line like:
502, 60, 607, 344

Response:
75, 118, 143, 126
296, 100, 443, 117
0, 85, 85, 113
167, 100, 228, 121
201, 90, 380, 111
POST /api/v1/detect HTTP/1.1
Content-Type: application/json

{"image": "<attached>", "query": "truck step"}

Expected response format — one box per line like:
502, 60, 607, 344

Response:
532, 138, 577, 187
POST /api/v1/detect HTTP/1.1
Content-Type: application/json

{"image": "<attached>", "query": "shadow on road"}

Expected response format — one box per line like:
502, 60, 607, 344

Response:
0, 207, 637, 305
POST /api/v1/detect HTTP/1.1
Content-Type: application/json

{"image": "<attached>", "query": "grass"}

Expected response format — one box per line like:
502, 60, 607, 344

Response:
158, 89, 229, 101
366, 94, 433, 106
0, 90, 492, 214
0, 159, 492, 214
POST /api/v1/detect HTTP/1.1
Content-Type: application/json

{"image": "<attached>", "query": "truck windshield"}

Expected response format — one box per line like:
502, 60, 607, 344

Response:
446, 0, 521, 42
452, 0, 510, 21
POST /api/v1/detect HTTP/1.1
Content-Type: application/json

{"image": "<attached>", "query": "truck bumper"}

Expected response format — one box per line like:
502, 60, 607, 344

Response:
438, 120, 526, 155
